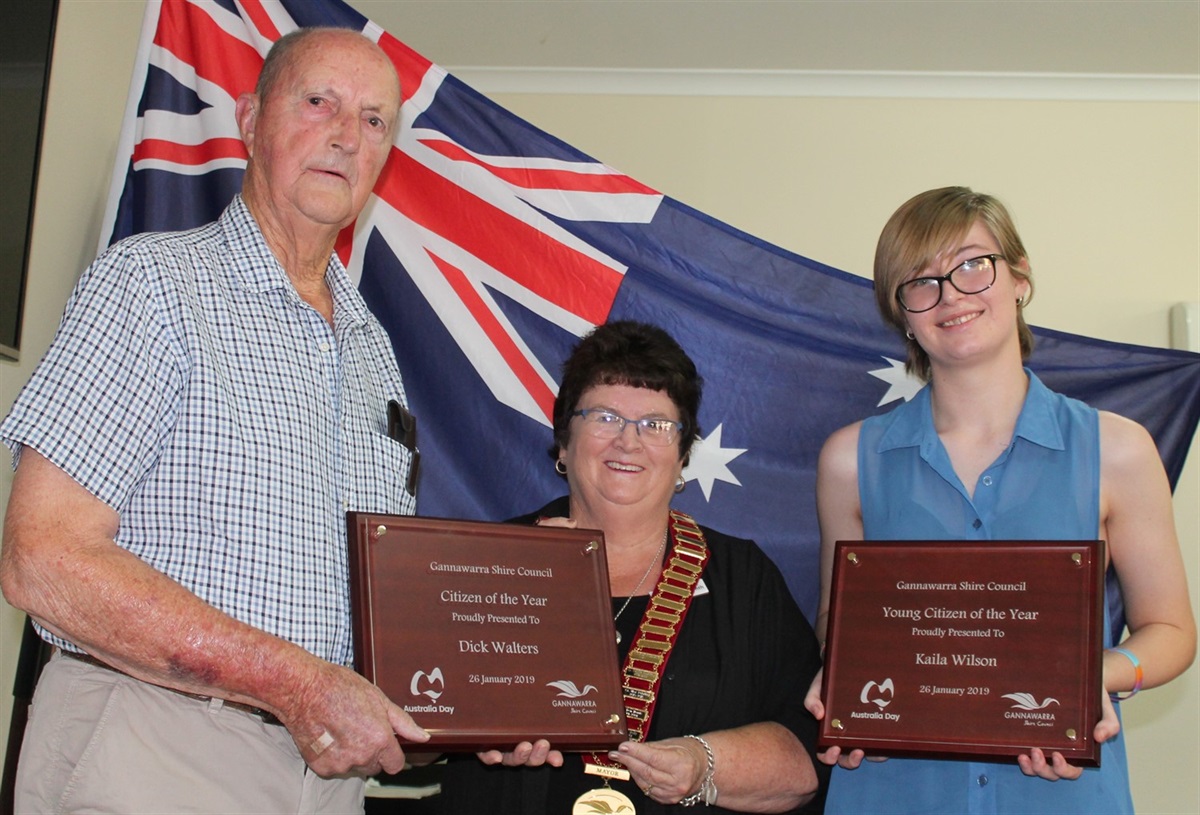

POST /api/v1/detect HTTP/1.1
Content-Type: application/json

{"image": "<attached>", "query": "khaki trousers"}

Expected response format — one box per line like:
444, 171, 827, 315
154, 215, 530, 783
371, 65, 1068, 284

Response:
14, 651, 363, 815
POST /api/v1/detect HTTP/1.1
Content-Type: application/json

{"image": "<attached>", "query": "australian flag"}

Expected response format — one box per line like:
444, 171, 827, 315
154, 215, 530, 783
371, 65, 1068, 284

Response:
103, 0, 1200, 621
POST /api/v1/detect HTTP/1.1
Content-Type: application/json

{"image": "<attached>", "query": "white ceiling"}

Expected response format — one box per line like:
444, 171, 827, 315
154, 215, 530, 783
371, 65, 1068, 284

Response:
356, 0, 1199, 77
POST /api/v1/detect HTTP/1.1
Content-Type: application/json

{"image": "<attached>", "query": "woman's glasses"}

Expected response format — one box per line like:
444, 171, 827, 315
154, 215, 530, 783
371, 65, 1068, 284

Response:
572, 408, 683, 446
896, 254, 1003, 314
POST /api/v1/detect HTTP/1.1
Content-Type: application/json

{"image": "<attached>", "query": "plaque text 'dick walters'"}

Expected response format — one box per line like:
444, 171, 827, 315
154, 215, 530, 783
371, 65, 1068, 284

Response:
819, 540, 1105, 766
347, 513, 628, 751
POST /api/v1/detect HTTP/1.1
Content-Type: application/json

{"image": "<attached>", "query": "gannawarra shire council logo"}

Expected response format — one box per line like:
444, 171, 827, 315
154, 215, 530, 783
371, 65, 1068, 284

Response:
1002, 692, 1059, 726
547, 679, 599, 712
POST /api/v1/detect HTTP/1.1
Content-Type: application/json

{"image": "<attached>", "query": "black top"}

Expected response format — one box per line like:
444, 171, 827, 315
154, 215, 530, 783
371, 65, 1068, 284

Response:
438, 497, 828, 814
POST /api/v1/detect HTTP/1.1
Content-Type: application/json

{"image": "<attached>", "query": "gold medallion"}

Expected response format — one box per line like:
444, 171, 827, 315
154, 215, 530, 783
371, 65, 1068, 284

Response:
573, 786, 636, 814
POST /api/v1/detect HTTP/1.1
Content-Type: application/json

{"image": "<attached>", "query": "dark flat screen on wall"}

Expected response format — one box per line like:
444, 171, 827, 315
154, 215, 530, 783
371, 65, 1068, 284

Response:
1, 0, 59, 362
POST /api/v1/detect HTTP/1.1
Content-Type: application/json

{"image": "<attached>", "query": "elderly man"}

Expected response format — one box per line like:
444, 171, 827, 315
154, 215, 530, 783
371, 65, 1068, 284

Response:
1, 27, 426, 813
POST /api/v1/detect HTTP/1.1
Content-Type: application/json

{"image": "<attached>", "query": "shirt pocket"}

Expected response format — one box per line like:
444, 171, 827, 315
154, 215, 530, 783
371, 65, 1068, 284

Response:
346, 429, 417, 515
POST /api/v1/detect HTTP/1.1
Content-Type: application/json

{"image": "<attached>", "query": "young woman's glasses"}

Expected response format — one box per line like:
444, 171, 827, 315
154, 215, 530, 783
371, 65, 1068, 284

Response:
896, 254, 1003, 313
572, 408, 683, 446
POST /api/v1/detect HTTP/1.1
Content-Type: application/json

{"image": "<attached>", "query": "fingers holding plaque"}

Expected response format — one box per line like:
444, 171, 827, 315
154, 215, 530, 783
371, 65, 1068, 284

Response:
347, 513, 628, 751
819, 540, 1105, 766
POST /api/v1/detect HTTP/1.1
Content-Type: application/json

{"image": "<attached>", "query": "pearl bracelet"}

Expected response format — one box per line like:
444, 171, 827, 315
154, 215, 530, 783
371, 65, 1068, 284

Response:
679, 734, 718, 807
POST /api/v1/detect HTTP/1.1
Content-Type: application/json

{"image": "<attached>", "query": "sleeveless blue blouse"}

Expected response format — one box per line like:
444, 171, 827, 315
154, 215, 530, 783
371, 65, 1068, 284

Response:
826, 371, 1133, 815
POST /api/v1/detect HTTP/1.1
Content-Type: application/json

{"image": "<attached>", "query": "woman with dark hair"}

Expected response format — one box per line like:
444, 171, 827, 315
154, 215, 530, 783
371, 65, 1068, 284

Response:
805, 187, 1195, 814
439, 320, 825, 814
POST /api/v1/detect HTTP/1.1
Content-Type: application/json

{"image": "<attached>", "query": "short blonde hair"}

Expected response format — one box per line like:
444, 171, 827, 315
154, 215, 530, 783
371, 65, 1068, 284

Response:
874, 187, 1034, 381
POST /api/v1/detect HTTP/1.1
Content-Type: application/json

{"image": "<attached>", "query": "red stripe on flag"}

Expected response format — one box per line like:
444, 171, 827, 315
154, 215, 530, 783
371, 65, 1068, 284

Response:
429, 251, 557, 421
376, 33, 435, 107
234, 0, 283, 42
133, 137, 248, 166
420, 139, 659, 196
155, 1, 264, 100
375, 149, 622, 325
335, 221, 356, 267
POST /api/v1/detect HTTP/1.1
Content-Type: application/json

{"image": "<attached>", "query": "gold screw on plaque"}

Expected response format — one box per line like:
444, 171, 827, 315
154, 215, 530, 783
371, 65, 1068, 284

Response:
1071, 553, 1082, 566
584, 540, 600, 554
831, 719, 844, 731
1066, 728, 1077, 741
847, 552, 859, 565
604, 714, 620, 726
374, 525, 387, 539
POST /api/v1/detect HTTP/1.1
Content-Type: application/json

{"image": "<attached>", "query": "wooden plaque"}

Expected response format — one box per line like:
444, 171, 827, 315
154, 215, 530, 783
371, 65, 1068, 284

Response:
347, 512, 628, 751
819, 540, 1105, 766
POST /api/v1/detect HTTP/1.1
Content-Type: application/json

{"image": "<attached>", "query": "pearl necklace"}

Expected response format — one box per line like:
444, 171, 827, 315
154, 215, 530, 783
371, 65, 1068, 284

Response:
612, 527, 669, 644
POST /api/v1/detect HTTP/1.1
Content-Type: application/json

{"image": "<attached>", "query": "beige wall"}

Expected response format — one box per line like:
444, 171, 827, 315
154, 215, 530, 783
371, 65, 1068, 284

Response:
2, 1, 1197, 811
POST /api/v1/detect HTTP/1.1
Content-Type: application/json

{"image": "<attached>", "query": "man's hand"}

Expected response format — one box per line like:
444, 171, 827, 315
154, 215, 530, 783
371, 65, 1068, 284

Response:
281, 660, 429, 777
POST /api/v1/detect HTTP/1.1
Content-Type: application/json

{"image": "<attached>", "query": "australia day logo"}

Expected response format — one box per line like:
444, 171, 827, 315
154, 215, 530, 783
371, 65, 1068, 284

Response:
860, 678, 895, 709
404, 667, 455, 716
851, 678, 900, 722
410, 667, 445, 701
547, 680, 599, 713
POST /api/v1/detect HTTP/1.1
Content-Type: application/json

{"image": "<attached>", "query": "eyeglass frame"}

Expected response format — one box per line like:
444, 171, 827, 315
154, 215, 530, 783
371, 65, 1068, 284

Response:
895, 253, 1004, 314
571, 408, 684, 446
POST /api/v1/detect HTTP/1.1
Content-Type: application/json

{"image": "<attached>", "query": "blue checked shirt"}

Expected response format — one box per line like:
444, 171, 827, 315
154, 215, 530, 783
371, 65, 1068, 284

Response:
1, 196, 416, 665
